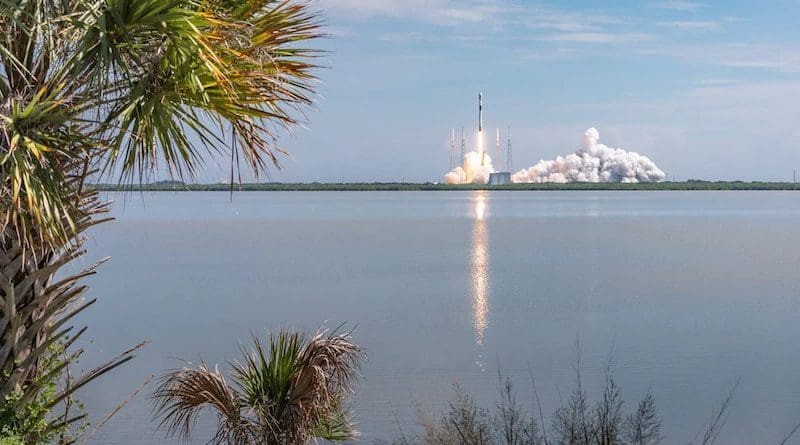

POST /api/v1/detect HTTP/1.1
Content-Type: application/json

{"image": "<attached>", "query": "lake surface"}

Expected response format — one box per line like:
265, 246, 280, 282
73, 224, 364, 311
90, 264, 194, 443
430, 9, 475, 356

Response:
74, 191, 800, 444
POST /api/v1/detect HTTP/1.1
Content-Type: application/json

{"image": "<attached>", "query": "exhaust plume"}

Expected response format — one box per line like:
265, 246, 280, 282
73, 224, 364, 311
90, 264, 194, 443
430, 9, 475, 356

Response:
445, 151, 496, 184
445, 129, 496, 184
512, 128, 665, 183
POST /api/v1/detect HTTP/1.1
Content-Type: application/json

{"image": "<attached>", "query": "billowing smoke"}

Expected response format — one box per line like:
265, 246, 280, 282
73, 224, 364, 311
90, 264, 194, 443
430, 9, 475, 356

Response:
445, 147, 495, 184
444, 127, 664, 185
511, 128, 665, 183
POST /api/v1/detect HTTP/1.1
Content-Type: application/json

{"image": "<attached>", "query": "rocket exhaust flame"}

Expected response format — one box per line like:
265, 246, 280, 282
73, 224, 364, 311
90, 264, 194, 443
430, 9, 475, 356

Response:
495, 128, 500, 171
479, 130, 485, 166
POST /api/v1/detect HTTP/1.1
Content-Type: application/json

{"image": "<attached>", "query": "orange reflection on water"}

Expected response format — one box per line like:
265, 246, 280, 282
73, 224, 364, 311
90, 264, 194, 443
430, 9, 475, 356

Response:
471, 191, 489, 347
475, 195, 487, 221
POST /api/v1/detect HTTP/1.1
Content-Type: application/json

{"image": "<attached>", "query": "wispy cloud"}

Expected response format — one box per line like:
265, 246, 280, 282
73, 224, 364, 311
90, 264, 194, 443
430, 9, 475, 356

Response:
511, 9, 626, 32
378, 31, 427, 44
318, 0, 511, 26
321, 0, 790, 74
691, 78, 747, 86
323, 1, 656, 47
652, 1, 705, 11
681, 80, 800, 123
658, 20, 722, 31
325, 26, 358, 38
641, 43, 800, 73
538, 32, 654, 44
516, 47, 581, 61
320, 0, 633, 35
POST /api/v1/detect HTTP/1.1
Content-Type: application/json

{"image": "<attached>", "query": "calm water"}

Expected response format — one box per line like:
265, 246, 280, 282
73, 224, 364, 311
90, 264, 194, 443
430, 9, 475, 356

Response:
73, 191, 800, 444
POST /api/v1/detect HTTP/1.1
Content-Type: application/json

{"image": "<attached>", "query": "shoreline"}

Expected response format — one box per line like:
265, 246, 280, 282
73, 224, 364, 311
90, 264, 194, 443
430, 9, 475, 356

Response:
93, 181, 800, 192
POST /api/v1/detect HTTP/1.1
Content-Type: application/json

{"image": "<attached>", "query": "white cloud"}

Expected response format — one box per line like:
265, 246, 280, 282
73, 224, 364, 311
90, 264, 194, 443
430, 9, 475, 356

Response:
320, 0, 795, 74
692, 78, 746, 86
684, 80, 800, 110
319, 1, 633, 37
317, 0, 510, 26
640, 43, 800, 73
378, 31, 428, 43
516, 47, 580, 61
511, 9, 626, 32
652, 1, 705, 11
325, 26, 358, 37
658, 20, 722, 31
318, 0, 421, 17
538, 32, 654, 44
323, 1, 654, 48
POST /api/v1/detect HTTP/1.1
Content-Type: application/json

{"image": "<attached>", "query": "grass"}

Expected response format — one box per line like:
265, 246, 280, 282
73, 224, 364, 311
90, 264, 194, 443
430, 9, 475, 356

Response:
383, 355, 800, 445
387, 358, 664, 445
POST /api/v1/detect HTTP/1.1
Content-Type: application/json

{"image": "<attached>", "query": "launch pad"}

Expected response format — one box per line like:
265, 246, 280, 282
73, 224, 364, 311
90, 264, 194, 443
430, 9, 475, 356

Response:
488, 172, 511, 185
444, 93, 513, 185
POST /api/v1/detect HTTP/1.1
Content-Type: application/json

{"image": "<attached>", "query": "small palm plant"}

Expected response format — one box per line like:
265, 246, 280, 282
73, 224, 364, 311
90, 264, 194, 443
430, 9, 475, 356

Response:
152, 327, 364, 445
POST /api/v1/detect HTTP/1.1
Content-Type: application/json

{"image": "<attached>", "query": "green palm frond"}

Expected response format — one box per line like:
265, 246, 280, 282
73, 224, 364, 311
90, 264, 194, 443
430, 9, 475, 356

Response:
2, 0, 325, 442
1, 0, 323, 246
153, 327, 364, 444
312, 401, 358, 443
233, 331, 303, 413
95, 0, 324, 182
1, 82, 94, 247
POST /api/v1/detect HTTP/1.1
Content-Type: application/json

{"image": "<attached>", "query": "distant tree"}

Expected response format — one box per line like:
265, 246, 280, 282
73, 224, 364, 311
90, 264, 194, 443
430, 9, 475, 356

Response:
430, 385, 492, 445
594, 375, 624, 445
494, 377, 543, 445
622, 392, 662, 445
552, 384, 592, 445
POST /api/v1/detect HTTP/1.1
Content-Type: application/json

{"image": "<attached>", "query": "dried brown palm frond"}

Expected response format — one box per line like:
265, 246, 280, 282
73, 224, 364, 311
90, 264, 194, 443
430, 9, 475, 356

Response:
153, 363, 251, 445
291, 327, 363, 411
153, 326, 364, 445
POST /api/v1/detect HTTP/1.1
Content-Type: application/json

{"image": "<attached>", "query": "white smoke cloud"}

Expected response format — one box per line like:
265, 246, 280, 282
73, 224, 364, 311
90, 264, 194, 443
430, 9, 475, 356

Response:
445, 150, 495, 184
511, 128, 666, 183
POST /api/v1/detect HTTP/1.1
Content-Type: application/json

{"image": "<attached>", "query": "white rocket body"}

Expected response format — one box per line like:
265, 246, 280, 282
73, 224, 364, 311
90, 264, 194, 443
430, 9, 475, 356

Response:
478, 93, 484, 165
478, 93, 483, 133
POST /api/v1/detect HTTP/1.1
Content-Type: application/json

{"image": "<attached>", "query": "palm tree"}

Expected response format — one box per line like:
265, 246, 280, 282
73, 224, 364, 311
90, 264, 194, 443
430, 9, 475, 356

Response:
1, 0, 322, 441
152, 327, 364, 445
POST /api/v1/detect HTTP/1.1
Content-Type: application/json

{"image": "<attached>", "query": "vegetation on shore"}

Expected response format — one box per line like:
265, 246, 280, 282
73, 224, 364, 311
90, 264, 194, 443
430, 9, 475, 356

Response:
387, 368, 799, 445
391, 373, 663, 445
93, 180, 800, 192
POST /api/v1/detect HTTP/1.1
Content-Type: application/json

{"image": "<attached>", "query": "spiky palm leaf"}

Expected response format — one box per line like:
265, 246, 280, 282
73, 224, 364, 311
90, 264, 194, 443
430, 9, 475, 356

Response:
2, 0, 323, 442
153, 328, 364, 445
2, 0, 323, 246
0, 173, 146, 441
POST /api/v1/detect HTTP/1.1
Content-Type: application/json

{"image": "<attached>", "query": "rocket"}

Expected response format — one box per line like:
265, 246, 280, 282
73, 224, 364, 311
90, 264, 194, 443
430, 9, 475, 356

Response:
478, 93, 483, 133
478, 93, 485, 165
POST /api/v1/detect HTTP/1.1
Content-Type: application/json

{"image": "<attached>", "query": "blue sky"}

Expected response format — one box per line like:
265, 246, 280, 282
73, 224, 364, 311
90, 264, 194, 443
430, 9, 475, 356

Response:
232, 0, 800, 183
